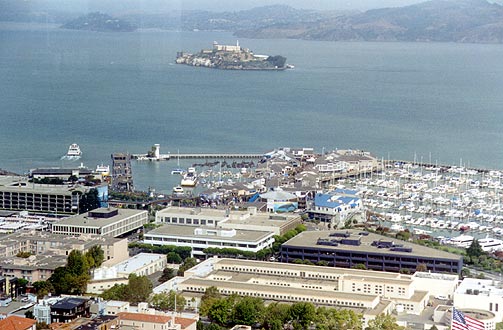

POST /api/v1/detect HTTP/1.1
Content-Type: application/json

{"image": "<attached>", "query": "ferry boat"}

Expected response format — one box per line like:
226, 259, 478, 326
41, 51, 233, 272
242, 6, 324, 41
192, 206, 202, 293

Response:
66, 144, 82, 158
180, 168, 197, 187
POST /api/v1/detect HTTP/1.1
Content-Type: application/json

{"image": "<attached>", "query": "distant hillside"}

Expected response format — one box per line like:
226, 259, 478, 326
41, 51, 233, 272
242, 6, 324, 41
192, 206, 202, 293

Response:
123, 5, 334, 31
236, 0, 503, 43
61, 12, 136, 32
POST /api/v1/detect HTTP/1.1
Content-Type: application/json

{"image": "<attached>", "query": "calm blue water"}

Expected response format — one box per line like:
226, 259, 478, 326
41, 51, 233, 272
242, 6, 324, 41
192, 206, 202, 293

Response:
1, 23, 503, 193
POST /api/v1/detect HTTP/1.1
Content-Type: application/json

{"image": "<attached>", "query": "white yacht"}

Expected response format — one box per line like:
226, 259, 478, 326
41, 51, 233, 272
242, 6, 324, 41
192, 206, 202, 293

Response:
479, 237, 503, 252
172, 186, 184, 194
448, 235, 474, 248
180, 167, 197, 187
66, 144, 82, 158
95, 164, 110, 176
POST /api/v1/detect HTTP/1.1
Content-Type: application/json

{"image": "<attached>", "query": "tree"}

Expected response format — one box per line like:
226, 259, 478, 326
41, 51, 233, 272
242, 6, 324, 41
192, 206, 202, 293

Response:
416, 263, 428, 272
366, 313, 405, 330
263, 302, 290, 330
158, 268, 176, 283
25, 310, 35, 319
101, 284, 128, 301
200, 286, 222, 316
33, 281, 54, 298
177, 257, 198, 276
85, 245, 105, 269
166, 252, 183, 264
208, 298, 232, 326
67, 250, 89, 275
16, 251, 32, 258
467, 239, 484, 259
232, 296, 264, 326
150, 291, 186, 311
288, 302, 316, 329
126, 274, 153, 304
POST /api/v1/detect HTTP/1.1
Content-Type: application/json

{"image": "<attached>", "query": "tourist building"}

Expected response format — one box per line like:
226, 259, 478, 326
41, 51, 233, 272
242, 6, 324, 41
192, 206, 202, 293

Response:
51, 207, 148, 237
308, 189, 363, 224
280, 230, 463, 275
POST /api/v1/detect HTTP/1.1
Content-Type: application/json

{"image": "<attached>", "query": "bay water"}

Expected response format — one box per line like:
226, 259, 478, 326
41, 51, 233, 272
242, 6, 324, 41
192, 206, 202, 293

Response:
1, 23, 503, 193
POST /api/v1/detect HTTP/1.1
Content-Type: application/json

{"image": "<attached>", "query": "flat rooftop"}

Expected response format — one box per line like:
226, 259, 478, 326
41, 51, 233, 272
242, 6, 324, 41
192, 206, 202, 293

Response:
0, 176, 86, 195
181, 277, 379, 302
146, 224, 273, 243
216, 258, 409, 279
115, 253, 165, 273
456, 277, 503, 297
56, 208, 147, 228
282, 230, 462, 260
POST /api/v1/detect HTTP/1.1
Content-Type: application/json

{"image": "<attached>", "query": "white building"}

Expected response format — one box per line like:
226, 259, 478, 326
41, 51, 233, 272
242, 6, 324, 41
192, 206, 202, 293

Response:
454, 277, 503, 322
144, 225, 275, 258
52, 208, 148, 237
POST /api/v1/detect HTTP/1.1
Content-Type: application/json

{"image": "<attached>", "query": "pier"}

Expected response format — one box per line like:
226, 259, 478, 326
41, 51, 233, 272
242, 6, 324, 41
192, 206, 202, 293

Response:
132, 153, 263, 160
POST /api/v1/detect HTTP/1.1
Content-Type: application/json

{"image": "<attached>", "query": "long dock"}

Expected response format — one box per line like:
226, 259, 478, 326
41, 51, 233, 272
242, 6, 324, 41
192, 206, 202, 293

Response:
132, 153, 263, 160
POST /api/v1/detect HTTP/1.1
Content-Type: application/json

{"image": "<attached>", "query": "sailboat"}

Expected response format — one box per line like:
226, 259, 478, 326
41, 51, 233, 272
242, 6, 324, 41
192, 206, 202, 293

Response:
171, 149, 184, 175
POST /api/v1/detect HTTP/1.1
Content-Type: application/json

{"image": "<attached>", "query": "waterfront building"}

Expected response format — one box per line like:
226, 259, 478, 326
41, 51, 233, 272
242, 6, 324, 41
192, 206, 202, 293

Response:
280, 230, 463, 275
259, 190, 298, 213
0, 315, 36, 330
111, 153, 133, 192
308, 189, 362, 224
51, 207, 148, 237
144, 224, 274, 259
0, 176, 93, 214
29, 167, 94, 181
155, 206, 301, 236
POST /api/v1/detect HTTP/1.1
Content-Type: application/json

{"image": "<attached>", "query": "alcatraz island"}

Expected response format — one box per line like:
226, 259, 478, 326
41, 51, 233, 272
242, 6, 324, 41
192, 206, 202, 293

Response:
176, 41, 291, 70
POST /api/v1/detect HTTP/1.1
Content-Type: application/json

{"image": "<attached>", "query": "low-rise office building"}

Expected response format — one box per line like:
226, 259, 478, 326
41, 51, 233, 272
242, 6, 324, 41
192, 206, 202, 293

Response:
144, 225, 274, 259
280, 230, 463, 275
51, 208, 148, 237
50, 297, 90, 324
0, 254, 67, 282
155, 206, 301, 236
454, 277, 503, 322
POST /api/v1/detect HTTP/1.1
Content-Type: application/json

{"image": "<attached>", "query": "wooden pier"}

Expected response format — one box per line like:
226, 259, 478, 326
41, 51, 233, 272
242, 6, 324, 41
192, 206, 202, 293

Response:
132, 153, 263, 160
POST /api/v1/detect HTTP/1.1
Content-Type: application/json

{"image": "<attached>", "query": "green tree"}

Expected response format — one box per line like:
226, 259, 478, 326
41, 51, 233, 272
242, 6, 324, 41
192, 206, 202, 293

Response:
232, 296, 264, 326
467, 239, 484, 259
85, 245, 105, 269
150, 290, 186, 311
159, 267, 176, 283
177, 257, 198, 276
166, 252, 183, 264
25, 310, 35, 319
126, 274, 153, 304
67, 250, 89, 275
32, 281, 54, 298
288, 302, 316, 329
416, 263, 428, 272
200, 286, 222, 316
263, 302, 290, 329
208, 298, 232, 326
16, 251, 32, 258
366, 313, 404, 330
101, 284, 128, 301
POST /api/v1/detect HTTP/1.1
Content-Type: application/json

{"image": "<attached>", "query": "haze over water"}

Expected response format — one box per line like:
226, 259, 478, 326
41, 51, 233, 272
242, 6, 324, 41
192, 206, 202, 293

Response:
1, 23, 503, 192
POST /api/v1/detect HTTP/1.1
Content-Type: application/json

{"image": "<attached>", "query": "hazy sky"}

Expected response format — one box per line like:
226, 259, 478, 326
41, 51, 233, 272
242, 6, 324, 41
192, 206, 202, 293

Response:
25, 0, 429, 14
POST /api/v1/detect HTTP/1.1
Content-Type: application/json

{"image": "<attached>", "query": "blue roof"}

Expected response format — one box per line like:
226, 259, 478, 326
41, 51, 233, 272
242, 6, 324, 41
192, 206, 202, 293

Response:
333, 188, 358, 196
314, 193, 360, 209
